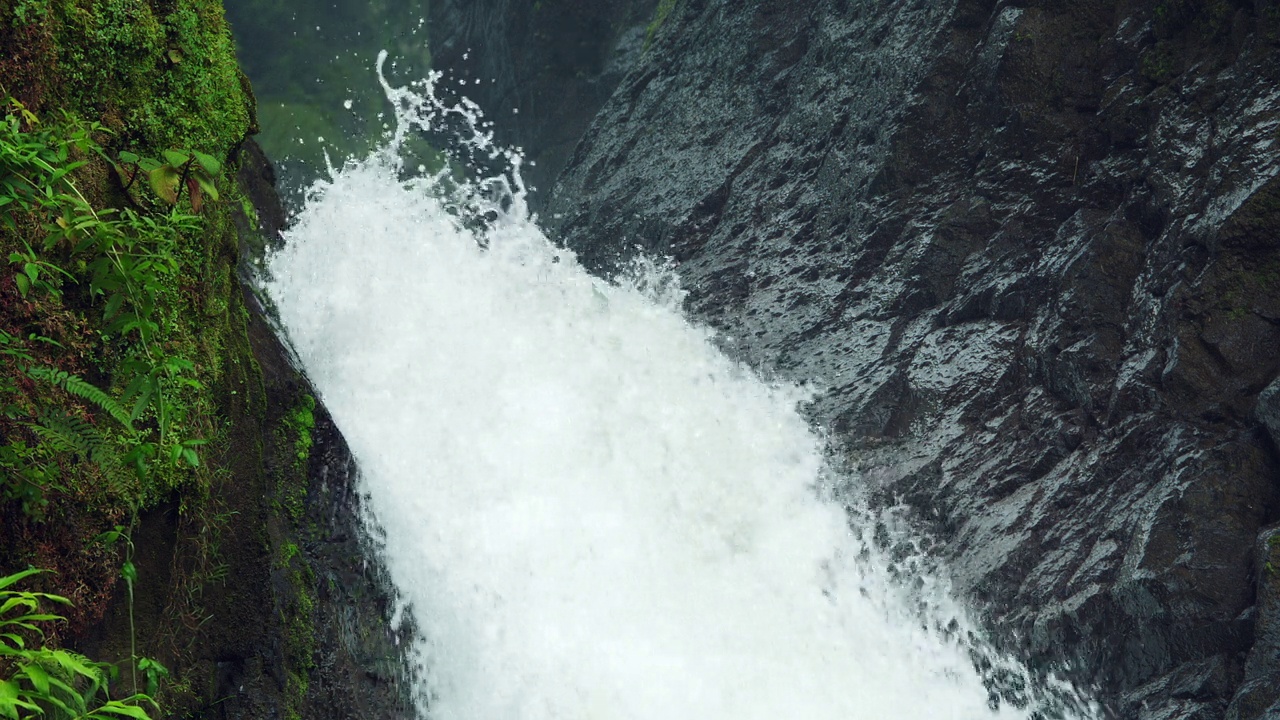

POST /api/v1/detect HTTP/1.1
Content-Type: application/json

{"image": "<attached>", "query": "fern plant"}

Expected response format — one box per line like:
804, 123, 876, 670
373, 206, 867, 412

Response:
24, 369, 133, 431
0, 568, 157, 720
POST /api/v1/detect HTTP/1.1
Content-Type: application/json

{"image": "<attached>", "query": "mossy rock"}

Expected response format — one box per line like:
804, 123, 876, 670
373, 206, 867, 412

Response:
0, 3, 412, 719
0, 0, 251, 159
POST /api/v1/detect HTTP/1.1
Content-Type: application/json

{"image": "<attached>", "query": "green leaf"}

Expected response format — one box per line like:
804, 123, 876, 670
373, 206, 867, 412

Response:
12, 614, 62, 623
0, 569, 43, 592
193, 173, 219, 202
24, 661, 49, 695
0, 679, 31, 720
160, 150, 189, 167
90, 701, 152, 720
48, 648, 99, 681
0, 596, 37, 617
93, 529, 123, 547
118, 151, 139, 164
130, 381, 155, 424
42, 674, 79, 706
191, 151, 221, 176
14, 274, 29, 297
120, 562, 137, 585
103, 293, 124, 322
38, 688, 73, 715
25, 367, 132, 429
147, 166, 180, 204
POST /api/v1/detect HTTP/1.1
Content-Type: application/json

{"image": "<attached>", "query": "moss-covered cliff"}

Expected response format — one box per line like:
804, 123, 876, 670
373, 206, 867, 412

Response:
0, 2, 411, 718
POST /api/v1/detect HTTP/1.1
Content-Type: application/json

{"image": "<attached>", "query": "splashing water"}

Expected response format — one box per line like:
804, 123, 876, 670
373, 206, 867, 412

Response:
266, 53, 1095, 720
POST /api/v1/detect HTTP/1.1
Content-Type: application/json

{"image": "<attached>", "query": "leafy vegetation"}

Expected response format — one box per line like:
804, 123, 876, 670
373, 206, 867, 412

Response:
0, 568, 158, 720
0, 0, 251, 162
0, 2, 339, 717
1, 99, 215, 518
116, 149, 222, 212
273, 541, 316, 720
0, 65, 253, 707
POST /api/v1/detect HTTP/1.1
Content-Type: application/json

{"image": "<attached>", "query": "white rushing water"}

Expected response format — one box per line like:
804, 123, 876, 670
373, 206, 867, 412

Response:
266, 55, 1091, 720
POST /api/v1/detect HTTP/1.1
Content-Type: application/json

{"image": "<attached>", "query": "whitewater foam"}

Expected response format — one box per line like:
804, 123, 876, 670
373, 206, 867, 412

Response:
265, 55, 1093, 720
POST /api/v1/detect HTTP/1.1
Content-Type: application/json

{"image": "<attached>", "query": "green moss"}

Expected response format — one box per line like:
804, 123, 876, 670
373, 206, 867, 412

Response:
1140, 42, 1178, 84
0, 107, 246, 513
47, 0, 251, 157
271, 393, 315, 523
284, 394, 316, 467
644, 0, 678, 51
0, 5, 360, 719
275, 538, 316, 720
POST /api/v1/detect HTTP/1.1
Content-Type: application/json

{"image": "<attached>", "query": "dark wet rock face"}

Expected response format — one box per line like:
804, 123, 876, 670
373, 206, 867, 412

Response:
546, 0, 1280, 716
1227, 525, 1280, 719
427, 0, 659, 206
213, 142, 415, 720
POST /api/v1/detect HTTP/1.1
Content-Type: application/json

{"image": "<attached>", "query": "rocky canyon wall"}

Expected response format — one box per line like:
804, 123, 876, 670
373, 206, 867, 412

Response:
544, 1, 1280, 717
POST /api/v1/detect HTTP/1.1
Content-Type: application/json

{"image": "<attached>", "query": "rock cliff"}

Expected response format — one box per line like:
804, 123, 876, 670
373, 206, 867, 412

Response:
545, 0, 1280, 717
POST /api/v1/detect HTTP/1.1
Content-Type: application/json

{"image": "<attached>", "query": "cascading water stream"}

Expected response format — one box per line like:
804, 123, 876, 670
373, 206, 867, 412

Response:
265, 54, 1096, 720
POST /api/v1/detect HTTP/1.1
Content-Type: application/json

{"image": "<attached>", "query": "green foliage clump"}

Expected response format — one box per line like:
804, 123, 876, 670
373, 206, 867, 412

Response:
284, 394, 316, 467
0, 568, 158, 720
1, 101, 217, 517
273, 394, 316, 524
2, 0, 251, 160
1140, 43, 1178, 84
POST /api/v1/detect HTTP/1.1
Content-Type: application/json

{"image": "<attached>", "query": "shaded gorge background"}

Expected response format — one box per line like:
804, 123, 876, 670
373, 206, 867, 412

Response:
223, 0, 432, 201
223, 0, 659, 210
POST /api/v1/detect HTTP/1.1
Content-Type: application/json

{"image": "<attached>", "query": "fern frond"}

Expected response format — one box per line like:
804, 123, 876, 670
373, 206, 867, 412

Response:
25, 367, 133, 430
26, 412, 93, 457
25, 410, 121, 472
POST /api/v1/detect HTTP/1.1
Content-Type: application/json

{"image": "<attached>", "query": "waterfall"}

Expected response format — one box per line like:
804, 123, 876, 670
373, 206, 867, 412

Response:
265, 54, 1093, 720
